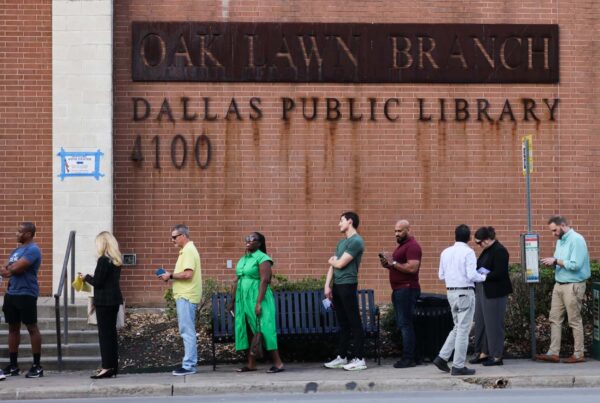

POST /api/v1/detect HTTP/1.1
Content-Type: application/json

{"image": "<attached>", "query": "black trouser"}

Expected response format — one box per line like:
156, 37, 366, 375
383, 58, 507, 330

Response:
332, 283, 365, 360
96, 305, 119, 370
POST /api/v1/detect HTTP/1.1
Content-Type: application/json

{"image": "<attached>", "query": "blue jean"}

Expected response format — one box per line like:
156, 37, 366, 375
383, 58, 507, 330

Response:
392, 287, 420, 362
176, 298, 197, 370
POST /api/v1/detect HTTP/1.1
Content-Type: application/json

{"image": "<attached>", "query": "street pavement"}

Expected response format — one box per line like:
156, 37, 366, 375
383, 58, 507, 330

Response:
1, 358, 599, 400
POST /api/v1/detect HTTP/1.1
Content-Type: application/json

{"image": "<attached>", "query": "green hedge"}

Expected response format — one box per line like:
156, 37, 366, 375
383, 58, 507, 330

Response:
382, 261, 600, 357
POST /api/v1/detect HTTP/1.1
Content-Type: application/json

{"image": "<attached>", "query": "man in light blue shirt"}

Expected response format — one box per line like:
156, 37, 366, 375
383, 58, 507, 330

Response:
537, 216, 590, 363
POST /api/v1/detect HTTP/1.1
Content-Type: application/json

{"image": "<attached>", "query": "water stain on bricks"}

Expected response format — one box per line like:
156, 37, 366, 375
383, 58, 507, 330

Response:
351, 124, 361, 210
437, 121, 447, 165
252, 121, 260, 147
324, 122, 337, 170
416, 123, 431, 209
280, 119, 290, 166
304, 153, 312, 204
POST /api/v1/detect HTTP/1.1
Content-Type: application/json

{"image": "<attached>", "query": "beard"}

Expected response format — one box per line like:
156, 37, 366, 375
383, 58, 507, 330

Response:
396, 236, 406, 244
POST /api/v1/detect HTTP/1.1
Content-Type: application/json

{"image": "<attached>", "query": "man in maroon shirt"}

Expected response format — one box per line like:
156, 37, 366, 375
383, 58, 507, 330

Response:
379, 220, 422, 368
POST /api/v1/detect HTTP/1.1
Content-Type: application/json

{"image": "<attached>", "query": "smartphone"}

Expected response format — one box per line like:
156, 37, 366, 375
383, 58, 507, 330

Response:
155, 267, 166, 277
378, 252, 386, 260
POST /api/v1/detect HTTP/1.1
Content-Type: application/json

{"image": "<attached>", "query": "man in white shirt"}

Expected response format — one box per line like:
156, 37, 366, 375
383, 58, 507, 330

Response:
433, 224, 486, 376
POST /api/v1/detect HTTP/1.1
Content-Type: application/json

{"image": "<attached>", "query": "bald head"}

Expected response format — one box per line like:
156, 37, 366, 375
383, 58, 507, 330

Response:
395, 220, 411, 243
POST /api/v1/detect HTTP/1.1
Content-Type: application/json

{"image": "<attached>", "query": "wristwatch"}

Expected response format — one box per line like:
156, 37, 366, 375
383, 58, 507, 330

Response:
392, 261, 397, 268
553, 258, 558, 266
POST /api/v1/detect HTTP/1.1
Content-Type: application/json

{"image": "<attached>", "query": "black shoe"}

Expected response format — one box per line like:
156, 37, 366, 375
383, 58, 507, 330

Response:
2, 365, 20, 376
90, 368, 117, 379
433, 356, 450, 373
482, 358, 503, 366
25, 365, 43, 378
393, 359, 417, 368
468, 355, 488, 365
451, 366, 476, 376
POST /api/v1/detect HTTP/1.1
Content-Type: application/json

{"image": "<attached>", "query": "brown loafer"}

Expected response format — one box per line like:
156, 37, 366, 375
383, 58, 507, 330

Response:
535, 353, 560, 363
562, 355, 585, 364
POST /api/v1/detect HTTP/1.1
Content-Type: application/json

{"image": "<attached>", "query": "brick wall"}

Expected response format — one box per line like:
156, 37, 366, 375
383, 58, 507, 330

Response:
114, 1, 600, 305
0, 0, 53, 295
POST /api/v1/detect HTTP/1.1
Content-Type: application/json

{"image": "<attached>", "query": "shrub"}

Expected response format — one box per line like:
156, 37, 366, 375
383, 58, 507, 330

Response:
381, 261, 600, 358
163, 278, 228, 327
503, 261, 600, 356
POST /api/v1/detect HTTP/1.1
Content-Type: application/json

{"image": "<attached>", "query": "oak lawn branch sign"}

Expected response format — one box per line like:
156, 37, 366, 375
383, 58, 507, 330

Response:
132, 22, 559, 83
129, 23, 560, 171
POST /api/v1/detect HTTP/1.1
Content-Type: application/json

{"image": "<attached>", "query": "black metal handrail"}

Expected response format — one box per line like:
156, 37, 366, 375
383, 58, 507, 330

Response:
53, 231, 76, 372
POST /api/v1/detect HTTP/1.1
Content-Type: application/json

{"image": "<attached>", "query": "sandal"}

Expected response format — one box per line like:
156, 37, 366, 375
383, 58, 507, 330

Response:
266, 366, 285, 373
236, 366, 257, 373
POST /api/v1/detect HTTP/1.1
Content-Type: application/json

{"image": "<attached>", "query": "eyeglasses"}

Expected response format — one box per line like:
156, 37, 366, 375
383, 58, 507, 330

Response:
171, 233, 183, 240
245, 236, 258, 243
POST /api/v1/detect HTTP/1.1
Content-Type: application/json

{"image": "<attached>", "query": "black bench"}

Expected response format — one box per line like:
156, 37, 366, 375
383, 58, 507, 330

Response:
211, 289, 380, 370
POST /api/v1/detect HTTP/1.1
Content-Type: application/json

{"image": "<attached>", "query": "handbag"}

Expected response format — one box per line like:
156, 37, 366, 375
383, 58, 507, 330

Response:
87, 296, 97, 325
249, 319, 264, 359
116, 303, 125, 329
87, 297, 125, 329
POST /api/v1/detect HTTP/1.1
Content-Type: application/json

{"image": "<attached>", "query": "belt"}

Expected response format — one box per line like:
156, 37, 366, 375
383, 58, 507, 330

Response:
557, 281, 575, 285
447, 287, 474, 291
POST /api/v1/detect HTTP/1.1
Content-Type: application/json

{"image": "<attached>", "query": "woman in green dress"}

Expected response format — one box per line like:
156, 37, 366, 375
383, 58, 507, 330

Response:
231, 232, 284, 373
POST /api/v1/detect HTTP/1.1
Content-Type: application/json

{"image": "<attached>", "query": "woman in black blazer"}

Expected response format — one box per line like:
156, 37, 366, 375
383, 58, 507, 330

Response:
79, 231, 124, 379
469, 226, 513, 366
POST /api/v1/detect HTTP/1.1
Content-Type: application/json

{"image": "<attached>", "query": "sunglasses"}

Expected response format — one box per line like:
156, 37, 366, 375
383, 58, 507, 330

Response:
245, 236, 258, 243
171, 233, 183, 240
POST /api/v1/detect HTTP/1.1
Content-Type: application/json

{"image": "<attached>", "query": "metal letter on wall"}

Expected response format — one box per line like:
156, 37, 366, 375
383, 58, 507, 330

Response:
132, 22, 559, 84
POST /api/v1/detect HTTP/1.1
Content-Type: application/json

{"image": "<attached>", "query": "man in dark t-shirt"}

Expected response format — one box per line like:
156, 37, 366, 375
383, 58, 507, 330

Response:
0, 222, 43, 378
379, 219, 422, 368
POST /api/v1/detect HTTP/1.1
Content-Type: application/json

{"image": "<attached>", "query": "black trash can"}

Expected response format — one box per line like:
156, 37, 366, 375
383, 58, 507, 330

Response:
414, 293, 453, 362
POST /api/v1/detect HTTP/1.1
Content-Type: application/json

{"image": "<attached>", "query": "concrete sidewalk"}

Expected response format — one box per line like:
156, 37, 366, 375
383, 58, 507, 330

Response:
1, 358, 599, 400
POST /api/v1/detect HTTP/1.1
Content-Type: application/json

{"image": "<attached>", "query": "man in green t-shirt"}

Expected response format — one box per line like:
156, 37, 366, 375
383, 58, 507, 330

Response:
159, 224, 202, 376
323, 211, 366, 371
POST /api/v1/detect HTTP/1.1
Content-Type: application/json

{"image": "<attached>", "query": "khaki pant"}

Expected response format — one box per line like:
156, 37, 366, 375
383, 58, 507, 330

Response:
548, 281, 586, 357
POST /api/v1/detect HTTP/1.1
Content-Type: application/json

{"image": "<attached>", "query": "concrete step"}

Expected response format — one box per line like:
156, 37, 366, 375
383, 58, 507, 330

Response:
0, 343, 100, 357
35, 303, 89, 318
0, 329, 98, 344
0, 317, 95, 331
0, 356, 102, 371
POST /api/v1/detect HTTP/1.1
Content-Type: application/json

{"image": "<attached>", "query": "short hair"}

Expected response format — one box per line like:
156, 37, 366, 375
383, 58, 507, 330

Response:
253, 232, 267, 254
21, 222, 36, 237
548, 216, 569, 226
455, 224, 471, 243
341, 211, 360, 229
474, 226, 496, 241
172, 224, 190, 237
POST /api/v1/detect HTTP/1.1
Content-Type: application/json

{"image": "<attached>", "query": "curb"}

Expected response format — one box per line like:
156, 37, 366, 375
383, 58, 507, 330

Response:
2, 375, 600, 399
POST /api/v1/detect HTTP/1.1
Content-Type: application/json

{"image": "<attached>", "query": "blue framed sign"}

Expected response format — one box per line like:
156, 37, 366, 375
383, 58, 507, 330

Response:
57, 148, 105, 181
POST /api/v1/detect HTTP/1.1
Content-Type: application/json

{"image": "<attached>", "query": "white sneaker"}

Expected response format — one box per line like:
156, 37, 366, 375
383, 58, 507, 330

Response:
343, 358, 367, 371
324, 355, 348, 369
0, 370, 5, 381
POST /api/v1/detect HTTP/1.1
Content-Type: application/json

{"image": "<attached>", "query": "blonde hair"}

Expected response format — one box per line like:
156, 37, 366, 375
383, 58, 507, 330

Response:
95, 231, 123, 267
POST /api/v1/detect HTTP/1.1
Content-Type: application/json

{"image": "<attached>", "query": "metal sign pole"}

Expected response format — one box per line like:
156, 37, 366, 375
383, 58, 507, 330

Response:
524, 139, 537, 359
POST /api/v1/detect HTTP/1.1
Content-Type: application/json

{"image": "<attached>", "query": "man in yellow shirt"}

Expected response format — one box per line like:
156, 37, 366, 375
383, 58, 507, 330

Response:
160, 224, 202, 375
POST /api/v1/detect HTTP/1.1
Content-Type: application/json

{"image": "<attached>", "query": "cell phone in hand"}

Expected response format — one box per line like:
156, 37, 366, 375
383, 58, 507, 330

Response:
378, 252, 386, 260
155, 267, 166, 277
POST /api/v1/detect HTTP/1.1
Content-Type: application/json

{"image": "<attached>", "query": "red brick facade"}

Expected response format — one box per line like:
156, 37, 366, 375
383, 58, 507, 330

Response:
0, 0, 53, 295
110, 1, 599, 305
